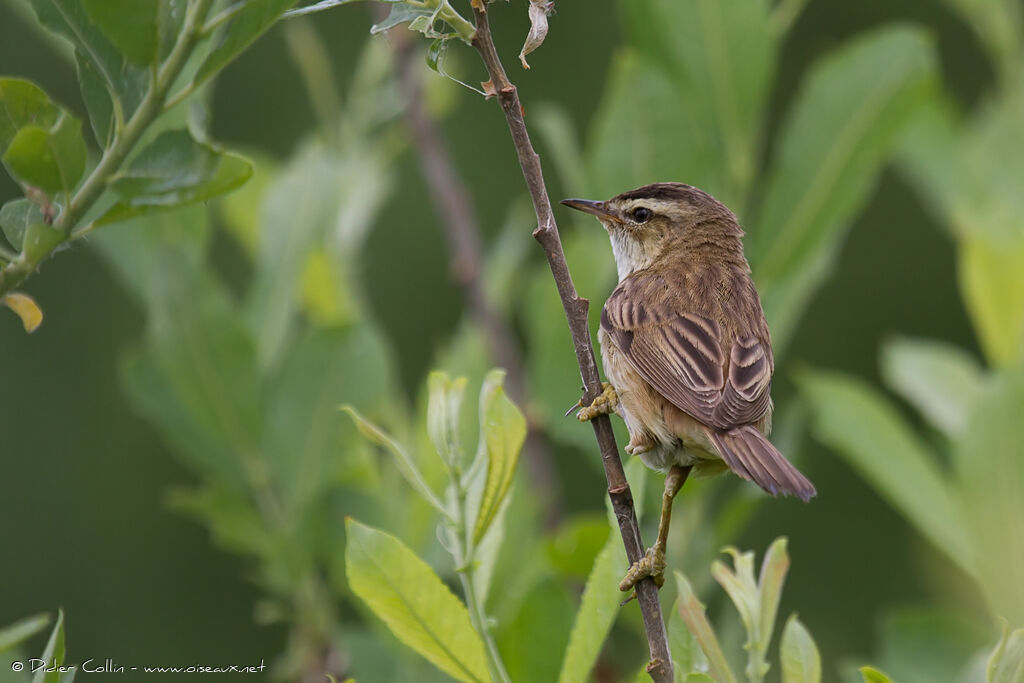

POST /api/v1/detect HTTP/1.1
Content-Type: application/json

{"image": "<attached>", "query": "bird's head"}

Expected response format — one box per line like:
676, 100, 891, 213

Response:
561, 182, 745, 281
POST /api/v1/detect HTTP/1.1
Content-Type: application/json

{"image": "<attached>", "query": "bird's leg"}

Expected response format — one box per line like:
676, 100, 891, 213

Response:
574, 382, 620, 421
619, 464, 692, 592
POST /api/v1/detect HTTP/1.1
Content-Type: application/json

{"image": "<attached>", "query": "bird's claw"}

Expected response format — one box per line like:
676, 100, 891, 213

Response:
575, 382, 619, 422
619, 546, 666, 593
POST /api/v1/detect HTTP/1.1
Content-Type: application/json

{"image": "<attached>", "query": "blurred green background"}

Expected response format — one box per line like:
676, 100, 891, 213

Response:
0, 0, 1018, 680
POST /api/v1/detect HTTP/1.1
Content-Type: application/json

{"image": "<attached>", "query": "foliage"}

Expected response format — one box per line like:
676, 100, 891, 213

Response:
799, 0, 1024, 661
0, 0, 297, 328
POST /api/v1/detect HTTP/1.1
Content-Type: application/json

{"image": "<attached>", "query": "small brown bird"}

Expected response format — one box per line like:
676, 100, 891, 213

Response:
562, 182, 815, 592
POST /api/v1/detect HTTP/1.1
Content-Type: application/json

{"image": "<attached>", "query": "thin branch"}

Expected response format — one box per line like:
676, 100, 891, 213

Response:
389, 30, 563, 527
468, 4, 673, 681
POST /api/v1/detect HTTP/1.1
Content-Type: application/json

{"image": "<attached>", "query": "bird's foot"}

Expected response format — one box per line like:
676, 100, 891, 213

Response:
575, 382, 619, 422
624, 433, 654, 455
619, 545, 666, 593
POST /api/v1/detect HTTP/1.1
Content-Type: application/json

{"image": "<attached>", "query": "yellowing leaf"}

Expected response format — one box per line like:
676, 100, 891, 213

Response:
471, 369, 526, 545
3, 292, 43, 332
959, 234, 1024, 366
344, 519, 490, 683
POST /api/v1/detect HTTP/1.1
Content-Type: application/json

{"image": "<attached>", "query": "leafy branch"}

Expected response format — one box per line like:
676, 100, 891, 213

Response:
0, 0, 295, 328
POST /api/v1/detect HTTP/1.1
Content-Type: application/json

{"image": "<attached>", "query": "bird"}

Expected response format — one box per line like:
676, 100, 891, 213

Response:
561, 182, 815, 593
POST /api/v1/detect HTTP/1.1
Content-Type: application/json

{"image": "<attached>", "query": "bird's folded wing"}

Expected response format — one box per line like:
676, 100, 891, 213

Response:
601, 285, 772, 430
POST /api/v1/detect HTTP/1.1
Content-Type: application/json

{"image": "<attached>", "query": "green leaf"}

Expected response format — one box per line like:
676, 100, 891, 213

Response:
955, 366, 1024, 625
30, 0, 149, 120
119, 249, 260, 486
0, 614, 49, 654
668, 594, 702, 677
781, 615, 821, 683
471, 369, 526, 545
342, 406, 449, 519
194, 0, 296, 88
800, 371, 974, 575
557, 531, 626, 683
757, 537, 790, 655
621, 0, 776, 206
684, 676, 715, 683
264, 325, 395, 508
987, 621, 1024, 683
371, 4, 434, 35
2, 113, 86, 195
674, 570, 738, 683
559, 459, 648, 683
752, 26, 936, 352
0, 78, 59, 150
344, 519, 490, 683
82, 0, 160, 65
31, 611, 64, 683
859, 666, 895, 683
97, 129, 252, 227
0, 198, 45, 251
880, 336, 985, 438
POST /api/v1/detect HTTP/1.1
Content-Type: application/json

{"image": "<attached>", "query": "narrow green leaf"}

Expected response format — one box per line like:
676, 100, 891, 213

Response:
344, 519, 490, 683
194, 0, 296, 88
622, 0, 777, 205
426, 371, 468, 466
371, 4, 433, 35
798, 370, 974, 576
752, 26, 935, 352
780, 615, 821, 683
31, 610, 64, 683
757, 537, 790, 657
559, 459, 648, 683
675, 570, 738, 683
82, 0, 160, 65
880, 336, 985, 438
3, 113, 86, 195
0, 613, 50, 654
0, 198, 44, 251
342, 406, 449, 519
557, 532, 626, 683
955, 366, 1024, 625
75, 49, 114, 148
859, 666, 895, 683
471, 369, 526, 545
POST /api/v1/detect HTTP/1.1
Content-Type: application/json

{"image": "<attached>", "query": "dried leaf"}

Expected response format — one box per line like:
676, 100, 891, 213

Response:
481, 78, 498, 99
519, 0, 553, 69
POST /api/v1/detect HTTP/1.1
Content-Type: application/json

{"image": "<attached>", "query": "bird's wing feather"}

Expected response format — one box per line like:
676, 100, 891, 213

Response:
601, 278, 772, 430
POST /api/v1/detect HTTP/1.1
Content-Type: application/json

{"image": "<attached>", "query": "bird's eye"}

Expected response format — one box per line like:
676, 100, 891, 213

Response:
631, 207, 653, 223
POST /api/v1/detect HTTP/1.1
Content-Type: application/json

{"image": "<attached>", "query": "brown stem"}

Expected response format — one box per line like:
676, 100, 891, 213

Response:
469, 4, 673, 681
390, 32, 562, 526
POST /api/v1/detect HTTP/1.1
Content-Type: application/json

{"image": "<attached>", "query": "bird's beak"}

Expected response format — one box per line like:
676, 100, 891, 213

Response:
560, 198, 618, 222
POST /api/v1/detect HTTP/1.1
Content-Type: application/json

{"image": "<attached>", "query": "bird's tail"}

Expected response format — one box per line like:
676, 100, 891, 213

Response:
705, 425, 816, 502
